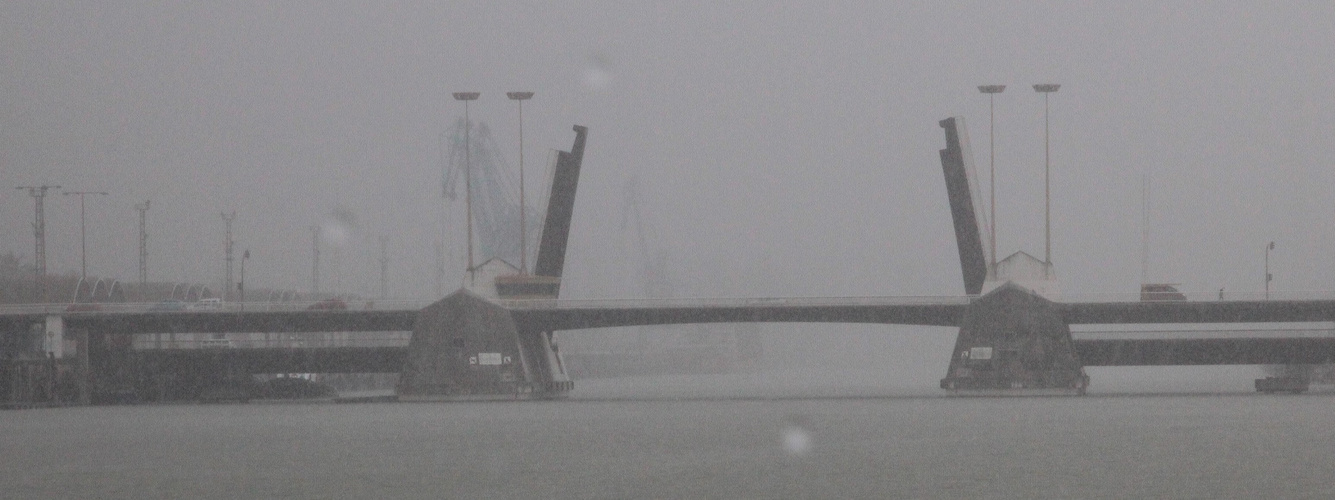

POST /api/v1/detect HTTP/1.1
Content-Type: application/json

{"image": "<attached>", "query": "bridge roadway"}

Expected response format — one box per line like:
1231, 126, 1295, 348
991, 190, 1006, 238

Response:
10, 296, 1335, 334
7, 296, 1335, 371
148, 336, 1335, 374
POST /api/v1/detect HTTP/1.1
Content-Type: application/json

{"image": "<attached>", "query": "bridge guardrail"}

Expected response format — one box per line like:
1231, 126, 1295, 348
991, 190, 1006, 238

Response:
497, 295, 975, 309
11, 290, 1335, 317
132, 331, 411, 350
1052, 290, 1335, 303
1071, 325, 1335, 339
0, 299, 434, 316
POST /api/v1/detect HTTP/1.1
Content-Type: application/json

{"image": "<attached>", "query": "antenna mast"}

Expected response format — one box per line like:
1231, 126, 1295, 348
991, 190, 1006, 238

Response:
16, 185, 60, 302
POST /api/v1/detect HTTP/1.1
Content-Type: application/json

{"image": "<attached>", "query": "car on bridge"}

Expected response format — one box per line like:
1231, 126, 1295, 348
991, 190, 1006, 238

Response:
188, 298, 223, 311
1140, 284, 1187, 302
148, 300, 186, 312
306, 298, 348, 310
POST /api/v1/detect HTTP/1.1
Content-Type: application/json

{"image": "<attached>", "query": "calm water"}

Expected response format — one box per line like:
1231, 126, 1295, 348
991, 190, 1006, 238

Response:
4, 373, 1334, 499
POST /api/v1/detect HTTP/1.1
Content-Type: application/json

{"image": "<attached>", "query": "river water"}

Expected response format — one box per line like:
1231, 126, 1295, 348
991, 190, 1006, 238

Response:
3, 371, 1334, 499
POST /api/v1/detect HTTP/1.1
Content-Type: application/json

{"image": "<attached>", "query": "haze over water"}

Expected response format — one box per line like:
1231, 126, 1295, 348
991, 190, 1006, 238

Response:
5, 3, 1335, 498
4, 374, 1333, 499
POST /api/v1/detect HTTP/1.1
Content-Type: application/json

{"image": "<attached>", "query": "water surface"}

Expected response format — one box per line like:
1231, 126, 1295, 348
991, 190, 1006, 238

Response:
4, 373, 1333, 499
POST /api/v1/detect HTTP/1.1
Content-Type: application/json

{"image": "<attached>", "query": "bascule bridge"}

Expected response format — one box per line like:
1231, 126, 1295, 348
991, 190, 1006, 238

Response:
8, 118, 1335, 405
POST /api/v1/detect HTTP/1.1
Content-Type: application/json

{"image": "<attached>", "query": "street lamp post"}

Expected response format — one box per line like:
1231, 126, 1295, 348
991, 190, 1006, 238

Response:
978, 85, 1005, 271
239, 249, 249, 310
1265, 241, 1275, 300
507, 91, 534, 274
453, 92, 481, 285
62, 190, 108, 282
310, 225, 320, 295
1033, 84, 1060, 271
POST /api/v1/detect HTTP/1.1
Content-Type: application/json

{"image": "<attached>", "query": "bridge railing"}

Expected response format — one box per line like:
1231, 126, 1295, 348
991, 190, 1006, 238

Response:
131, 331, 412, 350
497, 295, 974, 309
1053, 290, 1335, 303
0, 299, 434, 315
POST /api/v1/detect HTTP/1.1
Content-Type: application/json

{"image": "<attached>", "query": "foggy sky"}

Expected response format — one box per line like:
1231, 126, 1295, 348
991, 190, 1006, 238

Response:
3, 1, 1334, 302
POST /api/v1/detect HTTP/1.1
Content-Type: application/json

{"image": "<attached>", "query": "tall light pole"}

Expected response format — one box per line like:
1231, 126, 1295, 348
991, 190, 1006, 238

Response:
379, 235, 389, 299
1033, 84, 1060, 270
134, 200, 150, 290
507, 91, 534, 274
309, 225, 321, 295
978, 85, 1005, 270
453, 92, 481, 285
239, 249, 249, 309
1265, 241, 1275, 300
220, 211, 236, 302
63, 190, 108, 282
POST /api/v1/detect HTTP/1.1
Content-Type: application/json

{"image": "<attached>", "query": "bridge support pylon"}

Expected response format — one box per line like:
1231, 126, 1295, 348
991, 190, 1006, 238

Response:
396, 289, 571, 400
940, 283, 1089, 395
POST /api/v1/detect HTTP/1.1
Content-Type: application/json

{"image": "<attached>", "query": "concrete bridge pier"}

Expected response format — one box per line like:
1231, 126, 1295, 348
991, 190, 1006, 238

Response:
397, 289, 571, 400
940, 283, 1089, 394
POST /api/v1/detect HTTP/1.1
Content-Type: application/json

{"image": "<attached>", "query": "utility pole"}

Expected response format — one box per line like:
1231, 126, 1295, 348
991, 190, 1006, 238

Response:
310, 225, 321, 295
135, 200, 150, 290
221, 211, 236, 302
16, 185, 60, 302
63, 191, 108, 282
379, 235, 389, 299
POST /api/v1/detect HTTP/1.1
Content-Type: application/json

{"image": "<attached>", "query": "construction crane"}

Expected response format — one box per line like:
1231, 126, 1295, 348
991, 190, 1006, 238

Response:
441, 119, 544, 271
620, 177, 673, 300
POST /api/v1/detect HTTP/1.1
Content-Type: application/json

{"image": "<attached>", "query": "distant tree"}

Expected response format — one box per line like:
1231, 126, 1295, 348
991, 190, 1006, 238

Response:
0, 252, 34, 303
0, 252, 30, 280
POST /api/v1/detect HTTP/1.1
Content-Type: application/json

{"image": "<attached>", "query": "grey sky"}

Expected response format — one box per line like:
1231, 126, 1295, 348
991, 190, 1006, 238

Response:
3, 1, 1333, 301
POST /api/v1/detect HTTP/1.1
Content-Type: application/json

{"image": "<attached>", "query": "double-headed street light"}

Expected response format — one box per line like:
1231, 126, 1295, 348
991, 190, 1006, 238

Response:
62, 190, 108, 281
978, 85, 1005, 269
507, 91, 535, 274
453, 92, 481, 284
1033, 84, 1060, 270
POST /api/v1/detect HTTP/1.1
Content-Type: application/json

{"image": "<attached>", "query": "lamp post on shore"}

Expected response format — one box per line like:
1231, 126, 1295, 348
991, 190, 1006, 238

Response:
239, 249, 249, 310
453, 92, 481, 285
62, 190, 108, 282
310, 225, 320, 295
978, 85, 1005, 270
1265, 241, 1275, 300
1033, 84, 1060, 271
507, 91, 534, 274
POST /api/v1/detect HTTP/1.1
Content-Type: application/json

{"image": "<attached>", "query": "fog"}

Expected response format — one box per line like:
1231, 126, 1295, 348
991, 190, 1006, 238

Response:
4, 2, 1334, 375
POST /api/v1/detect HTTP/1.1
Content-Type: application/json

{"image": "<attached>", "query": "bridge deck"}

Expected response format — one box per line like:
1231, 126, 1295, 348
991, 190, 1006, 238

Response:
124, 337, 1335, 375
1073, 337, 1335, 366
